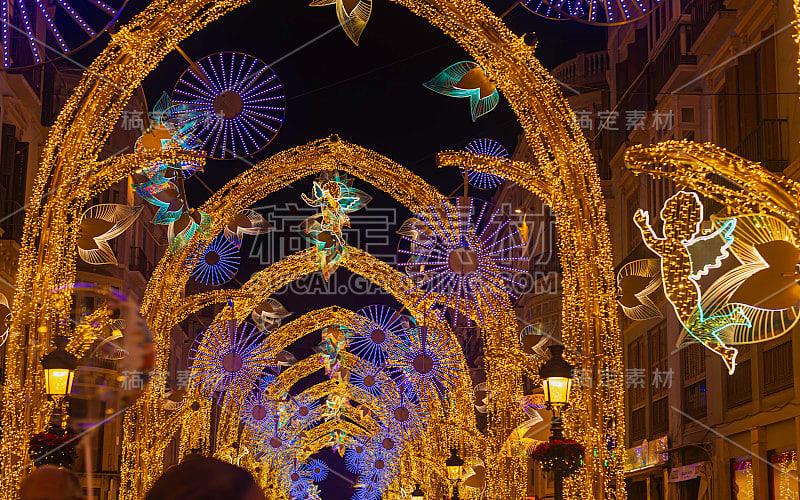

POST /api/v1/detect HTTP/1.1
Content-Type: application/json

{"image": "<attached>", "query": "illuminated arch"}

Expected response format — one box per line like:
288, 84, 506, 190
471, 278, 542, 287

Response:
1, 0, 626, 497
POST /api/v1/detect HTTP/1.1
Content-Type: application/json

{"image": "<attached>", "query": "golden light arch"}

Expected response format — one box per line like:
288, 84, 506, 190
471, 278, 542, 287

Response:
0, 0, 626, 497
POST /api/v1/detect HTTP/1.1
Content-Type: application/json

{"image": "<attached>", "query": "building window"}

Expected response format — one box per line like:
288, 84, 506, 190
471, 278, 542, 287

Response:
726, 358, 752, 408
630, 406, 646, 443
681, 344, 706, 421
651, 396, 668, 436
628, 335, 647, 443
763, 340, 793, 395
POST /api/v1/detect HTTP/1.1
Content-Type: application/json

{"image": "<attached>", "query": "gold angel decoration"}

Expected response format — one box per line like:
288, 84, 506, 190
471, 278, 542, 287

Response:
625, 141, 800, 374
310, 0, 372, 45
77, 204, 143, 266
300, 171, 371, 280
616, 258, 663, 321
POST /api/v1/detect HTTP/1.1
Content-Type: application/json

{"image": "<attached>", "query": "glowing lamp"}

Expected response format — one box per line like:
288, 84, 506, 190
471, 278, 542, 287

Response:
41, 336, 77, 398
410, 483, 424, 499
445, 448, 464, 482
539, 344, 573, 415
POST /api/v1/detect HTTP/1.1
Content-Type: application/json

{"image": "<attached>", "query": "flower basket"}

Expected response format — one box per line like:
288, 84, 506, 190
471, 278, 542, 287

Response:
531, 439, 585, 476
28, 428, 79, 468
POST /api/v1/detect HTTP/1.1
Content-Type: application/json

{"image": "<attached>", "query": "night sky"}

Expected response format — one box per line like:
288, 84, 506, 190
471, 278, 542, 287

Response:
77, 1, 605, 496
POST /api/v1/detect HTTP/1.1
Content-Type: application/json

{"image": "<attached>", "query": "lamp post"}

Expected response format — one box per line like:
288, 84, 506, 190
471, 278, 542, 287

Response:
445, 448, 464, 500
40, 335, 77, 427
539, 344, 574, 500
410, 483, 424, 499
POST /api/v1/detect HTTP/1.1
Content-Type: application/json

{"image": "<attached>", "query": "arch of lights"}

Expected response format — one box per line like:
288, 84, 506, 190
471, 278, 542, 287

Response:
0, 0, 631, 498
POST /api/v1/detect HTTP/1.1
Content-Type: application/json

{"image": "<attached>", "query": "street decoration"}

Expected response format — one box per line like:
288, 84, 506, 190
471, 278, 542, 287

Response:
397, 197, 526, 323
224, 209, 273, 248
423, 62, 499, 121
189, 320, 270, 405
373, 387, 428, 440
309, 0, 372, 45
289, 394, 324, 430
344, 305, 408, 366
387, 324, 460, 401
624, 141, 800, 375
531, 439, 585, 475
462, 139, 508, 190
77, 204, 142, 266
301, 171, 371, 280
307, 458, 329, 482
251, 420, 302, 468
348, 358, 391, 404
172, 52, 286, 159
190, 233, 240, 286
0, 0, 126, 69
240, 391, 279, 431
521, 0, 663, 25
615, 258, 663, 321
252, 299, 291, 332
344, 436, 373, 473
0, 293, 9, 347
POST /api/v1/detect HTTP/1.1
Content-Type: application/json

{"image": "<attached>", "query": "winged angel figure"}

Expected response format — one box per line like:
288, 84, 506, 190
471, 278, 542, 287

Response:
622, 141, 800, 374
300, 171, 371, 280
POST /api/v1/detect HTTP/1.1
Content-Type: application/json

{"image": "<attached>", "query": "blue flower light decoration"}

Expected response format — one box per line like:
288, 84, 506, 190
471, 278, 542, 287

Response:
344, 436, 373, 474
189, 320, 269, 406
306, 458, 329, 482
289, 393, 324, 430
251, 422, 301, 468
388, 324, 461, 401
462, 138, 508, 190
345, 305, 409, 366
348, 358, 392, 404
240, 391, 279, 431
190, 233, 240, 286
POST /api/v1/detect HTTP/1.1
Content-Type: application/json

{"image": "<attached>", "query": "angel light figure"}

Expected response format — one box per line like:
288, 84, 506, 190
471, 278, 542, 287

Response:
300, 171, 371, 280
634, 190, 745, 372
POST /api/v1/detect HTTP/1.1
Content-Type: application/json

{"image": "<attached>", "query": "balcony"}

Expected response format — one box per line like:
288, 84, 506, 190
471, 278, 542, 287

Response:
129, 246, 153, 277
733, 119, 789, 172
686, 0, 736, 54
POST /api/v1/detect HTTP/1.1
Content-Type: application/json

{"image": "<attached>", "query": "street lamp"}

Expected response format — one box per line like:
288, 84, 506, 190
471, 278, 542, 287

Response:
41, 335, 77, 400
445, 448, 464, 499
410, 483, 424, 499
539, 344, 574, 500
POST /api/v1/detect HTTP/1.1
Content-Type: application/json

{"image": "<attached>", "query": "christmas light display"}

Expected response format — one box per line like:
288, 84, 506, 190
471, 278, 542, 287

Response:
224, 209, 273, 248
615, 258, 663, 321
307, 458, 329, 482
348, 357, 392, 404
373, 387, 428, 440
76, 204, 142, 265
289, 394, 324, 430
344, 435, 373, 474
522, 0, 663, 25
189, 233, 241, 286
240, 391, 279, 431
423, 61, 499, 121
388, 324, 461, 401
462, 139, 508, 189
345, 305, 408, 366
398, 197, 526, 323
189, 320, 270, 406
301, 171, 371, 280
172, 52, 286, 159
0, 0, 632, 494
251, 421, 302, 468
309, 0, 372, 45
0, 0, 126, 69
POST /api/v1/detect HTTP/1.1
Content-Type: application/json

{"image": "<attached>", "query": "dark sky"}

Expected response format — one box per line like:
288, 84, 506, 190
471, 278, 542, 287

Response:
81, 1, 605, 497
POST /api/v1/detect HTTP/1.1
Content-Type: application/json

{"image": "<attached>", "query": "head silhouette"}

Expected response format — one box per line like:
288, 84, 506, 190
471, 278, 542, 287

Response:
20, 466, 82, 500
146, 455, 264, 500
660, 192, 702, 241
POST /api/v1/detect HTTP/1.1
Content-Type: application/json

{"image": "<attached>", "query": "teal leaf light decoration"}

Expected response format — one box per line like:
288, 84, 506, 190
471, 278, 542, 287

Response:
423, 61, 499, 121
